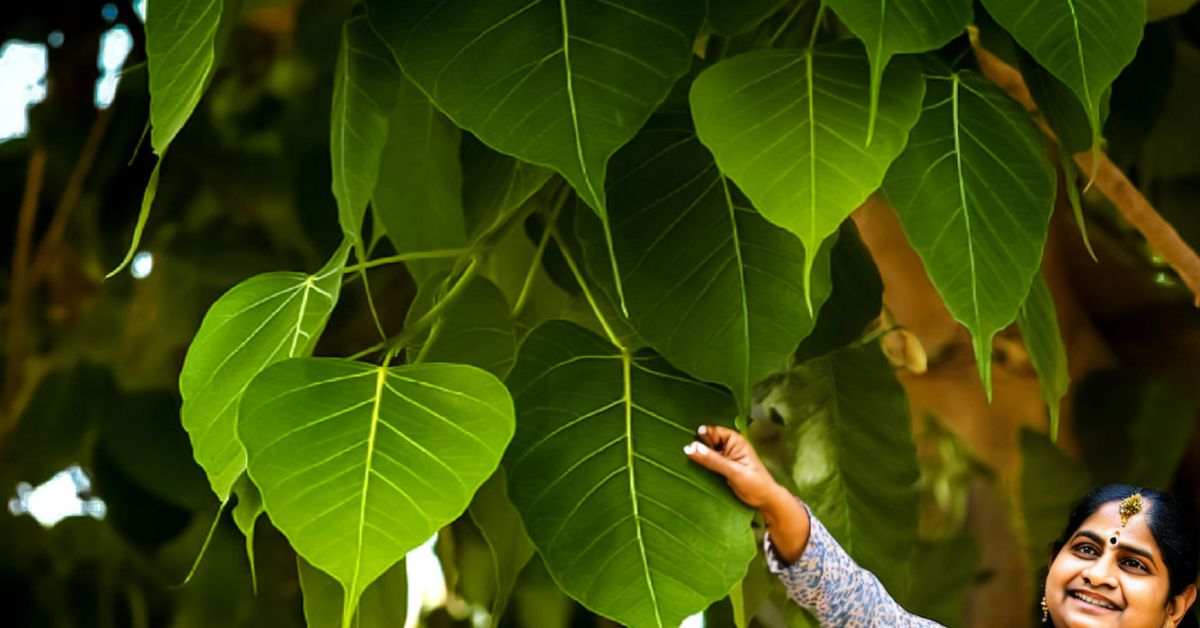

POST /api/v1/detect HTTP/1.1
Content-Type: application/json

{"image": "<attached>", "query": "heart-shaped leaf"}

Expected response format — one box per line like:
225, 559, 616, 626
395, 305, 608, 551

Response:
367, 0, 705, 311
332, 15, 404, 240
239, 358, 513, 627
979, 0, 1143, 154
825, 0, 972, 142
578, 112, 834, 412
1016, 274, 1068, 441
180, 240, 352, 500
883, 72, 1055, 398
690, 41, 923, 308
299, 557, 408, 628
504, 320, 755, 628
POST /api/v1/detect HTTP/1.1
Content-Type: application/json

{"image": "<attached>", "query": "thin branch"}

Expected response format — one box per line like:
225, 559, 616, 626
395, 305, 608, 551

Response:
512, 186, 570, 317
341, 247, 470, 274
4, 148, 47, 433
972, 38, 1200, 307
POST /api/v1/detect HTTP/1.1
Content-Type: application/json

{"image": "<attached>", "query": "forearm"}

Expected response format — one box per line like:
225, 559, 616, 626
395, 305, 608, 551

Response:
759, 485, 810, 564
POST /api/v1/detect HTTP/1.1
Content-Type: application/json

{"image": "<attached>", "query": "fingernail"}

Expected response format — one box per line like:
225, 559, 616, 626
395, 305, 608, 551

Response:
698, 425, 707, 435
693, 442, 709, 454
683, 443, 694, 455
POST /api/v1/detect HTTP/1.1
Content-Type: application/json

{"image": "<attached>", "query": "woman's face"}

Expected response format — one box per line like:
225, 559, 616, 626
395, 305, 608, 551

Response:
1044, 500, 1196, 627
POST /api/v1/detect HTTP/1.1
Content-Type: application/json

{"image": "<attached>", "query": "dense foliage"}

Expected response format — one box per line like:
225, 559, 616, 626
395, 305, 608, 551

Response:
5, 0, 1200, 627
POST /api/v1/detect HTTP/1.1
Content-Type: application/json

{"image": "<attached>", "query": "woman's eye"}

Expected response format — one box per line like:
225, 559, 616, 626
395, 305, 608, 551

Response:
1122, 559, 1147, 572
1074, 543, 1098, 555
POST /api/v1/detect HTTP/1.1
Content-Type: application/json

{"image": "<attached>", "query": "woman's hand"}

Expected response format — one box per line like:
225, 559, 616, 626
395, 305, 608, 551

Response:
684, 424, 811, 563
683, 424, 786, 510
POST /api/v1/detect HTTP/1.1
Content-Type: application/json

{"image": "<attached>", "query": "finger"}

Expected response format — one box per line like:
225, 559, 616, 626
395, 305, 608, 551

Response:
696, 424, 740, 451
683, 440, 741, 478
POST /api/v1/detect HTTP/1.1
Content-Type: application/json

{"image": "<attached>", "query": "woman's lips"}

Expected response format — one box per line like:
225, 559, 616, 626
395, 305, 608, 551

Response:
1067, 590, 1121, 612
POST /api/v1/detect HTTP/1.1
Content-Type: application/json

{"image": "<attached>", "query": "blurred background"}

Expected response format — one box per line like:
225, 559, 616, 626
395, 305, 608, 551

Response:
1, 1, 1199, 627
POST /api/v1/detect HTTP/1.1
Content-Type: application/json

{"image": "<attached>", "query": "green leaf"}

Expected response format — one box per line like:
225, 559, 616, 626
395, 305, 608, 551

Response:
760, 344, 922, 601
979, 0, 1144, 155
468, 470, 536, 628
232, 474, 264, 592
373, 75, 467, 283
1019, 428, 1091, 581
146, 0, 223, 153
905, 533, 979, 625
883, 72, 1055, 399
462, 136, 553, 237
794, 221, 882, 361
824, 0, 972, 143
690, 41, 924, 309
504, 320, 755, 628
180, 240, 352, 501
298, 557, 408, 628
1019, 48, 1112, 155
239, 358, 514, 627
367, 0, 705, 312
705, 0, 793, 36
331, 15, 404, 240
405, 273, 518, 379
1016, 274, 1068, 442
578, 112, 834, 412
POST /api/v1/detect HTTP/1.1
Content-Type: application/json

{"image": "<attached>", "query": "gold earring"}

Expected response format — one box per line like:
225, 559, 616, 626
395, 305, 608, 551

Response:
1041, 595, 1049, 622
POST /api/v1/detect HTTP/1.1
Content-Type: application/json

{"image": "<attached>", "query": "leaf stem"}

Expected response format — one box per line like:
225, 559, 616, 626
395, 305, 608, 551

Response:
342, 247, 471, 274
550, 228, 625, 351
806, 1, 827, 52
369, 258, 481, 362
512, 187, 570, 318
768, 0, 807, 47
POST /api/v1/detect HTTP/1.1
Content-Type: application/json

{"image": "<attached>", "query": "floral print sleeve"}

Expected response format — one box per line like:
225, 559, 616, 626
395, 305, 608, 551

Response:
763, 499, 944, 627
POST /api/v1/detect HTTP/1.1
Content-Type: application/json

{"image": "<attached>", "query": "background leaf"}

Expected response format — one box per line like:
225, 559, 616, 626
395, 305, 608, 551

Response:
405, 273, 518, 379
980, 0, 1144, 153
179, 240, 351, 500
794, 221, 883, 361
372, 75, 467, 282
146, 0, 223, 153
705, 0, 794, 36
504, 320, 755, 628
690, 41, 923, 307
1019, 429, 1091, 584
754, 344, 923, 602
883, 72, 1055, 398
298, 557, 408, 628
462, 137, 554, 236
331, 15, 404, 240
1017, 274, 1069, 441
579, 111, 834, 412
239, 358, 513, 625
467, 470, 536, 628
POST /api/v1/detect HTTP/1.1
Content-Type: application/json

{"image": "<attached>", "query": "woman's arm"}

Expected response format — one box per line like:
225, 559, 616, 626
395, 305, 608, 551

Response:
685, 425, 943, 627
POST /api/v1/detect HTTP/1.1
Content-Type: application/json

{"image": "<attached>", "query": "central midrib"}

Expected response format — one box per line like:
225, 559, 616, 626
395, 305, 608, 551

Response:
622, 350, 663, 627
950, 75, 981, 332
347, 366, 386, 624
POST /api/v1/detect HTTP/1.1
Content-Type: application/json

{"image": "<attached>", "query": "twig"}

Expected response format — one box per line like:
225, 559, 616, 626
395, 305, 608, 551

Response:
972, 40, 1200, 307
4, 148, 47, 432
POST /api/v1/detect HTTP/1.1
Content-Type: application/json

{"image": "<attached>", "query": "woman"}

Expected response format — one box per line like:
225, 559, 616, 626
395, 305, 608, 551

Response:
684, 425, 1199, 627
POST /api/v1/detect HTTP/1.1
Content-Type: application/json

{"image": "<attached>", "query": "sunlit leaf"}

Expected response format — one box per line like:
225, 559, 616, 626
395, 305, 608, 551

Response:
883, 72, 1055, 398
180, 240, 352, 501
146, 0, 222, 153
578, 112, 833, 412
299, 557, 408, 628
240, 358, 513, 626
979, 0, 1143, 154
368, 0, 705, 312
373, 75, 467, 282
690, 41, 923, 308
1016, 274, 1068, 441
824, 0, 971, 142
504, 320, 755, 628
331, 15, 404, 240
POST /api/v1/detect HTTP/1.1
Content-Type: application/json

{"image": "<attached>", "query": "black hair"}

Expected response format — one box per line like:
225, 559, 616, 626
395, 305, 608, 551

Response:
1038, 484, 1199, 627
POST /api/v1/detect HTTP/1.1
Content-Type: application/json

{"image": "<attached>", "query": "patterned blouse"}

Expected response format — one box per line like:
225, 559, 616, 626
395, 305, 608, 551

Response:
763, 500, 944, 627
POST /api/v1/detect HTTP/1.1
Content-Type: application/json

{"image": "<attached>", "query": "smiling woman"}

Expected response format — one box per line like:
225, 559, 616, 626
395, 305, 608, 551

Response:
1041, 485, 1199, 628
686, 426, 1200, 627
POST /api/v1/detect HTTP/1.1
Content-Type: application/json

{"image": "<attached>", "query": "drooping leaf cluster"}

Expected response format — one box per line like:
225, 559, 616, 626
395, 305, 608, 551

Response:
128, 0, 1162, 626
